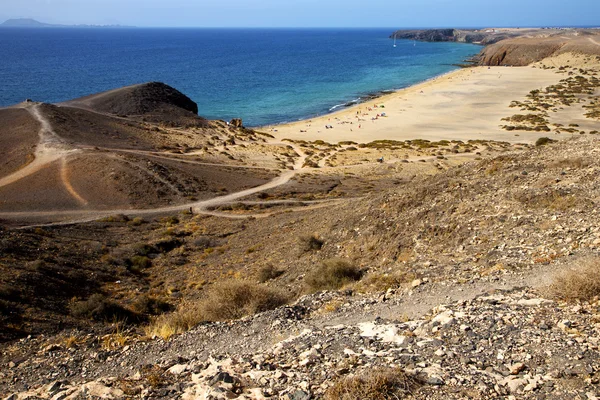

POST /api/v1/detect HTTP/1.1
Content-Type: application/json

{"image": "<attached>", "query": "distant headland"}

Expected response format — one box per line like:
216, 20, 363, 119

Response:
0, 18, 133, 28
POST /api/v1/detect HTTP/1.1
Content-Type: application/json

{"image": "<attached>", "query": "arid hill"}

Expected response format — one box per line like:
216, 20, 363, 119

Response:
62, 82, 208, 127
0, 84, 279, 218
479, 31, 600, 66
2, 50, 600, 398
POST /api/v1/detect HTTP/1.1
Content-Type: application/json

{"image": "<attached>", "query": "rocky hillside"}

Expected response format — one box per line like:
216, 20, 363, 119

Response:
3, 134, 600, 399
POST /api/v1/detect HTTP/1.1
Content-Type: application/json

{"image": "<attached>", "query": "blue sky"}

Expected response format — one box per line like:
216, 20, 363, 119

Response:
1, 0, 597, 28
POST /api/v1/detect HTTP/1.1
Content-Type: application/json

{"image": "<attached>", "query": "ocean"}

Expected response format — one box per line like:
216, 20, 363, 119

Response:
0, 28, 480, 126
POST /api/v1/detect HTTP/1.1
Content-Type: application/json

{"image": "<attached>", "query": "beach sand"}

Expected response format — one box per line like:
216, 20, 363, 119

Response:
261, 65, 563, 144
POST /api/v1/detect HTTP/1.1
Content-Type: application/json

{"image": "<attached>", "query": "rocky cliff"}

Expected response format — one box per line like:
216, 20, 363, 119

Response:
390, 28, 512, 45
391, 28, 600, 66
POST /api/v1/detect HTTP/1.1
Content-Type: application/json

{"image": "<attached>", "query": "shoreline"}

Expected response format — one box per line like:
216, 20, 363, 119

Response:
259, 61, 570, 145
256, 67, 468, 129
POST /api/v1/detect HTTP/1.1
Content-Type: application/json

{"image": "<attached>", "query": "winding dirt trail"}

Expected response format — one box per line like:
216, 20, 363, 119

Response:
0, 132, 318, 227
588, 37, 600, 47
60, 157, 88, 206
0, 104, 78, 189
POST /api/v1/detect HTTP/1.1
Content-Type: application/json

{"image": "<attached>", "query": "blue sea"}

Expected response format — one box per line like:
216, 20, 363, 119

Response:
0, 28, 480, 126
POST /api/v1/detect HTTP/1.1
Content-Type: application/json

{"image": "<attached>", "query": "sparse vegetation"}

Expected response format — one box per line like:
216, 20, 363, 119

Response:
132, 295, 172, 315
201, 280, 289, 321
70, 294, 139, 322
299, 234, 324, 252
549, 258, 600, 302
100, 214, 130, 223
144, 302, 205, 340
128, 255, 152, 273
354, 270, 417, 293
535, 137, 555, 146
305, 258, 363, 292
257, 265, 284, 283
325, 368, 418, 400
145, 281, 289, 340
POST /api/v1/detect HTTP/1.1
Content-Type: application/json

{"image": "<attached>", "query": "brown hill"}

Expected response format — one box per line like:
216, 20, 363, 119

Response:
0, 86, 278, 215
63, 82, 208, 128
478, 30, 600, 66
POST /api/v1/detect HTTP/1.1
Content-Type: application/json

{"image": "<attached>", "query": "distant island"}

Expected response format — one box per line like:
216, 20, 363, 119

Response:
0, 18, 133, 28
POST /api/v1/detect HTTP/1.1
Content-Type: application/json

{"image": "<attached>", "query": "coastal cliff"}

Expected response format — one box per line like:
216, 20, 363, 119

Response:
390, 28, 514, 45
391, 28, 600, 66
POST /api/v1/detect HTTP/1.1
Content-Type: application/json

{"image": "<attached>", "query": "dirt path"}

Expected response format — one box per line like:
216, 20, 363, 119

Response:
60, 157, 88, 206
0, 142, 316, 227
588, 37, 600, 46
0, 104, 78, 189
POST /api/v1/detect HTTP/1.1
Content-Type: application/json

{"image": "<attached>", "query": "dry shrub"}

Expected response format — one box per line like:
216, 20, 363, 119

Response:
128, 256, 152, 273
144, 302, 204, 340
354, 270, 416, 293
299, 234, 324, 252
549, 257, 600, 302
305, 258, 363, 292
70, 294, 139, 322
257, 265, 284, 283
190, 236, 217, 250
535, 137, 555, 146
145, 281, 289, 340
202, 280, 289, 321
132, 295, 172, 315
325, 368, 418, 400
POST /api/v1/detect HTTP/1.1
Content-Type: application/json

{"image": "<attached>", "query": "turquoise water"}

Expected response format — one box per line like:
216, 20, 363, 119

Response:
0, 28, 480, 126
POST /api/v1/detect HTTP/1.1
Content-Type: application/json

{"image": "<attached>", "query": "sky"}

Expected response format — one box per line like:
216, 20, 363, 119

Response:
0, 0, 598, 28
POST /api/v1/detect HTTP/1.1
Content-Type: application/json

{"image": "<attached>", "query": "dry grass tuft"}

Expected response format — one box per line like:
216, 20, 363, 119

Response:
325, 367, 418, 400
305, 258, 363, 292
354, 269, 416, 293
202, 280, 290, 321
548, 257, 600, 302
145, 281, 289, 340
144, 302, 204, 340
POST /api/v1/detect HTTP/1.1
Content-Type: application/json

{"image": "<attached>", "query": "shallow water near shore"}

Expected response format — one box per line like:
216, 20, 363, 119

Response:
0, 28, 479, 126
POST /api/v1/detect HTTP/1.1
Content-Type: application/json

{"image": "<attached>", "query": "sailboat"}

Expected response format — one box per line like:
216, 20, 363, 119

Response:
393, 34, 397, 48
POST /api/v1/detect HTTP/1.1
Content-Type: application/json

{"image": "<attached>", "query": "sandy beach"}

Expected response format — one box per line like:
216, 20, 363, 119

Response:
261, 65, 564, 144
